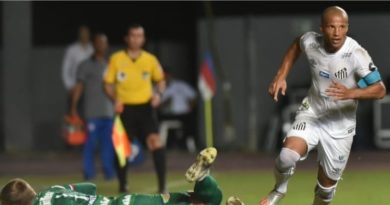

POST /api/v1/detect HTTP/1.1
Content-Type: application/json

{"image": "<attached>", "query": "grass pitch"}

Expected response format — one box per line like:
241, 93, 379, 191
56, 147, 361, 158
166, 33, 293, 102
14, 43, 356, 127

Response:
1, 169, 389, 205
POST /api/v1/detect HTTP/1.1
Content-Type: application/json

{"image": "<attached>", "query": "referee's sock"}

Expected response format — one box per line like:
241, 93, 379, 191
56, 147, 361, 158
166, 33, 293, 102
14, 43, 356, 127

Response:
152, 147, 167, 193
115, 156, 128, 193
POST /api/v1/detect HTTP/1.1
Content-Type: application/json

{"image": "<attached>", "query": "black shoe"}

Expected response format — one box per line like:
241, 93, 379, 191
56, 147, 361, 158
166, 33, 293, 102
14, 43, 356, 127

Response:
119, 185, 128, 194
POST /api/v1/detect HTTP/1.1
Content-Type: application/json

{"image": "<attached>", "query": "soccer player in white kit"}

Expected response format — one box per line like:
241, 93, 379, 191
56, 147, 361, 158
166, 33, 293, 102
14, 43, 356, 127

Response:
260, 6, 387, 205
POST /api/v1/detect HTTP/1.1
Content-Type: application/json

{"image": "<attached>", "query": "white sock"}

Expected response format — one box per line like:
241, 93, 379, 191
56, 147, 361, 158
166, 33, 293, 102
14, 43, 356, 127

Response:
274, 148, 300, 193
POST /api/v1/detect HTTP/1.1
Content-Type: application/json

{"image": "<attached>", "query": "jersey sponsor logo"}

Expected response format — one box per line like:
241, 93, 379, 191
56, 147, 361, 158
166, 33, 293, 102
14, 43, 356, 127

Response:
334, 68, 348, 80
341, 52, 352, 58
319, 70, 330, 79
55, 193, 89, 201
292, 122, 306, 131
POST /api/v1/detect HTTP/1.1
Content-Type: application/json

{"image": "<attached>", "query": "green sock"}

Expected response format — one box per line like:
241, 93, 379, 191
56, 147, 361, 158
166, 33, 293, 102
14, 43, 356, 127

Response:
193, 176, 223, 205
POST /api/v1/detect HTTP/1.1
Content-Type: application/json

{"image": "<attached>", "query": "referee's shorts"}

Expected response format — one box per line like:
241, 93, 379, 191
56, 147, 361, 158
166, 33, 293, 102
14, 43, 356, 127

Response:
120, 102, 159, 142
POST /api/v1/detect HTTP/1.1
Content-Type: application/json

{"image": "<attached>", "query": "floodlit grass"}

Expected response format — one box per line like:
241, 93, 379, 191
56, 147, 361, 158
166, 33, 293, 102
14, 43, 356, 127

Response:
1, 169, 389, 204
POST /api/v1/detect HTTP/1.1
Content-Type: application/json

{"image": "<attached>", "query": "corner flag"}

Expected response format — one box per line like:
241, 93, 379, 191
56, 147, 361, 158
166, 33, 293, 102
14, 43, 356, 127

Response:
198, 52, 217, 101
198, 52, 216, 147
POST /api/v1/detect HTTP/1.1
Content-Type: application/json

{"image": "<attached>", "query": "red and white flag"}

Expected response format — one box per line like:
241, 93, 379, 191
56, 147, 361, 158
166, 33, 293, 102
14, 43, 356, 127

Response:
198, 52, 216, 100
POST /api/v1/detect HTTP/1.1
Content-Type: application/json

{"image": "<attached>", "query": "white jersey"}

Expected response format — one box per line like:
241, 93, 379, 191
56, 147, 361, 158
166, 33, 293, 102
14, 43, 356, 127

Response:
161, 79, 197, 115
61, 42, 94, 90
298, 31, 376, 138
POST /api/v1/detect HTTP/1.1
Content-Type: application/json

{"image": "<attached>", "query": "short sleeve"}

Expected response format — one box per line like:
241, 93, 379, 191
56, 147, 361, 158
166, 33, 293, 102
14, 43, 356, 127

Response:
299, 32, 315, 53
353, 47, 376, 78
104, 55, 117, 84
151, 56, 164, 82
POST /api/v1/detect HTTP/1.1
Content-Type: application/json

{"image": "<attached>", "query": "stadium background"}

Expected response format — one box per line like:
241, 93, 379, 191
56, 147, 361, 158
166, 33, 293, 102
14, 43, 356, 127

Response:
1, 1, 390, 205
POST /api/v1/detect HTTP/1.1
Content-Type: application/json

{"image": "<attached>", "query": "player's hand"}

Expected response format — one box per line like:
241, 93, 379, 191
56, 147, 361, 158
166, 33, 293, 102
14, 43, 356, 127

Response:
268, 77, 287, 102
115, 100, 124, 114
325, 80, 354, 100
151, 94, 161, 108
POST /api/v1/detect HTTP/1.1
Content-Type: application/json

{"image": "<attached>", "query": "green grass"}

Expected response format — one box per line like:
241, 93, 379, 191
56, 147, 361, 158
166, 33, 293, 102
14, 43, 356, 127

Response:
1, 169, 389, 205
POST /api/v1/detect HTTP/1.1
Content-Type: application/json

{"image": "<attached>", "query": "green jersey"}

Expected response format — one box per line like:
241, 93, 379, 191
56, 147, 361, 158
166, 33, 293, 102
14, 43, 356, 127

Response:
33, 176, 221, 205
33, 183, 111, 205
33, 183, 178, 205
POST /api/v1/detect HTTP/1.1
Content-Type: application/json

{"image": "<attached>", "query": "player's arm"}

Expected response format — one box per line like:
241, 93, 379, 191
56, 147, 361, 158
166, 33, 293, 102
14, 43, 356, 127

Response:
61, 48, 73, 91
326, 80, 386, 100
103, 83, 116, 102
151, 58, 166, 108
103, 55, 124, 113
155, 80, 166, 96
268, 37, 302, 102
104, 83, 123, 113
70, 82, 84, 116
70, 63, 87, 116
46, 183, 97, 195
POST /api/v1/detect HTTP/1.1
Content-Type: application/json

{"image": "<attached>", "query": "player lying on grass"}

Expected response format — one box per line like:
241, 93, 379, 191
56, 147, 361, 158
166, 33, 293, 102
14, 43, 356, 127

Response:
0, 147, 243, 205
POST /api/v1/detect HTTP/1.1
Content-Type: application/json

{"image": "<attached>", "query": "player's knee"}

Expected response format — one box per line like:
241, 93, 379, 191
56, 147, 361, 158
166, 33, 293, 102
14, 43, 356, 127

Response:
314, 181, 337, 204
276, 148, 300, 172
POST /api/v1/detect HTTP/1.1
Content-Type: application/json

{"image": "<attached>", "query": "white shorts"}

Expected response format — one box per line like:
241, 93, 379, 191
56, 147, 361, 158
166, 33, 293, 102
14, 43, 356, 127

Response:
286, 117, 355, 181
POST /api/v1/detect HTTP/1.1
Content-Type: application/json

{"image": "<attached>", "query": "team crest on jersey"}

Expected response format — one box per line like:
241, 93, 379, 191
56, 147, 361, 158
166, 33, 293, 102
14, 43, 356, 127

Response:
334, 68, 348, 79
117, 71, 127, 81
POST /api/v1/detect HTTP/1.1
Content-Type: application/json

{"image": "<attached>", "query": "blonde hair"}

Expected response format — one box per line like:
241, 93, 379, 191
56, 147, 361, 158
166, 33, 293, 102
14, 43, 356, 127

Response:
0, 178, 36, 205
